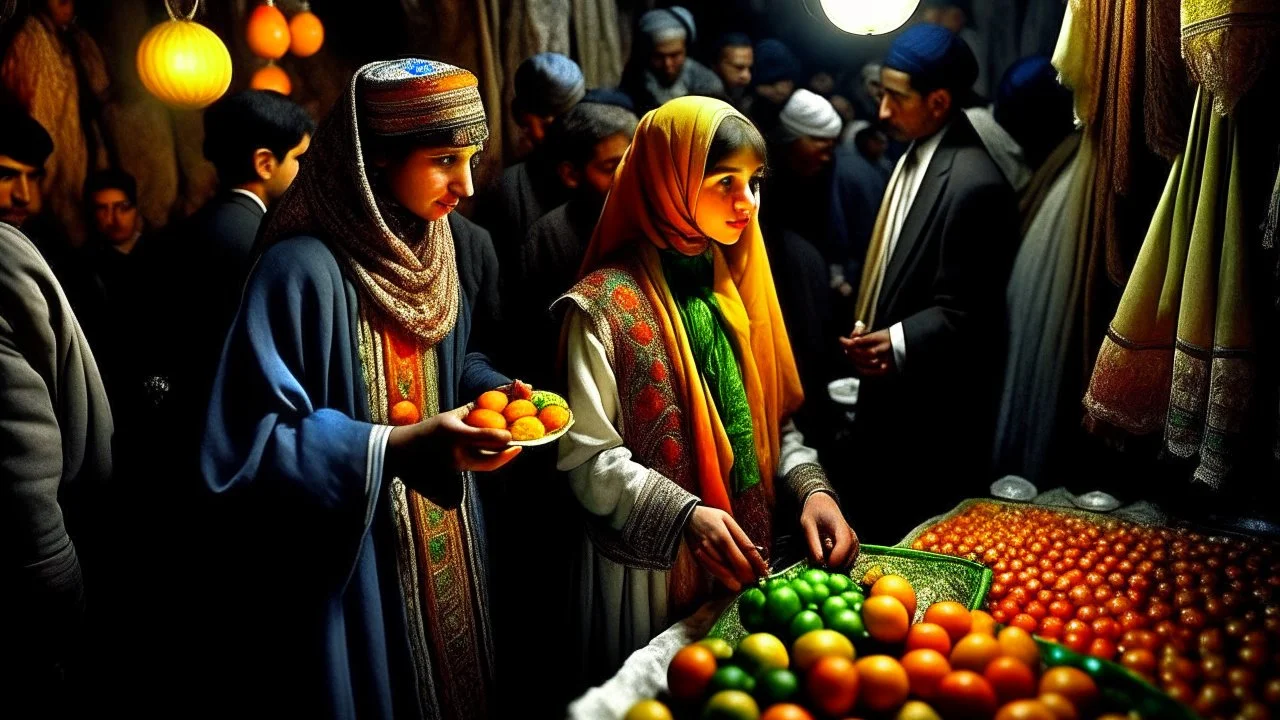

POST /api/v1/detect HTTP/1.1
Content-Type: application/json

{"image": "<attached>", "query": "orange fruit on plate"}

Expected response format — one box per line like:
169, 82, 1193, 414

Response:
934, 670, 999, 719
984, 656, 1037, 702
667, 644, 717, 702
950, 632, 1001, 673
464, 408, 506, 430
539, 404, 570, 432
901, 648, 951, 700
905, 622, 953, 656
862, 595, 910, 644
805, 655, 859, 717
997, 626, 1041, 668
924, 601, 973, 643
502, 399, 537, 424
509, 416, 546, 441
870, 574, 917, 617
1037, 667, 1097, 711
854, 654, 909, 712
476, 390, 508, 413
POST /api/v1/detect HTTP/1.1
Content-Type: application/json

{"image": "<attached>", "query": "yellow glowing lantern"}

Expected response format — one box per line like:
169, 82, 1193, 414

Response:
247, 1, 291, 60
820, 0, 921, 35
288, 5, 325, 58
136, 1, 232, 110
250, 63, 292, 96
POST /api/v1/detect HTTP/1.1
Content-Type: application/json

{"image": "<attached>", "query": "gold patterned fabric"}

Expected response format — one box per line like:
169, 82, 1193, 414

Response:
1181, 0, 1280, 116
1084, 88, 1255, 488
263, 60, 487, 346
356, 308, 493, 720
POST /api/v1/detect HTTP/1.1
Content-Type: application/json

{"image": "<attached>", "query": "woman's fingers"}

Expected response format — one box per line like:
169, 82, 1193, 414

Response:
723, 515, 770, 578
828, 525, 859, 569
693, 545, 742, 592
801, 513, 828, 567
459, 446, 521, 472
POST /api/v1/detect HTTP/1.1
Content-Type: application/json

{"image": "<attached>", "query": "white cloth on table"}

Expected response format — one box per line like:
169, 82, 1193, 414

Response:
565, 596, 730, 720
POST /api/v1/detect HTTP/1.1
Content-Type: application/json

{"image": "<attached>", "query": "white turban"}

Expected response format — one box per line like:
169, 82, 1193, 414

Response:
778, 89, 843, 141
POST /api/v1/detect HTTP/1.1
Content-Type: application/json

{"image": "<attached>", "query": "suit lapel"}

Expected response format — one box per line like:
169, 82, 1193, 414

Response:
877, 143, 956, 312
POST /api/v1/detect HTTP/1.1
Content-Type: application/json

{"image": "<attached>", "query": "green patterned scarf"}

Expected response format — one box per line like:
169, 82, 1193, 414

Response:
662, 250, 761, 493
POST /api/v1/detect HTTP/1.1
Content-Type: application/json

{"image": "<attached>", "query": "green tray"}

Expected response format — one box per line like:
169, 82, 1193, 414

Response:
705, 544, 992, 647
1036, 639, 1197, 720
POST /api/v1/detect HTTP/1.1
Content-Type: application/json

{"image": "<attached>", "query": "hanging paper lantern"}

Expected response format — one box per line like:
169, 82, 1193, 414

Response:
820, 0, 920, 35
288, 7, 324, 57
136, 2, 232, 110
247, 2, 290, 60
250, 63, 292, 95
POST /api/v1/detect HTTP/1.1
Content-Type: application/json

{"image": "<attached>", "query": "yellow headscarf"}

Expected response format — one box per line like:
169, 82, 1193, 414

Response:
578, 95, 804, 511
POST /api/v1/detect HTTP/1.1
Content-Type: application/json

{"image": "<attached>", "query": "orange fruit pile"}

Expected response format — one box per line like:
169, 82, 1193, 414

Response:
628, 571, 1125, 720
462, 380, 570, 441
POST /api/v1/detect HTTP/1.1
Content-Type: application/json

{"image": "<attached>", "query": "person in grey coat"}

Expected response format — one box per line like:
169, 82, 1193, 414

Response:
0, 221, 112, 714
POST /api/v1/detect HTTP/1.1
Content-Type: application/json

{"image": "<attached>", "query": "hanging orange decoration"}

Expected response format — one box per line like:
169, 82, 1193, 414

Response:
250, 63, 292, 95
288, 4, 324, 57
247, 1, 290, 60
136, 0, 232, 109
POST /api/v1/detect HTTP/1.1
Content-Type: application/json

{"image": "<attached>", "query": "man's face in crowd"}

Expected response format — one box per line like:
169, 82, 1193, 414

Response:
716, 46, 753, 91
0, 155, 44, 227
755, 79, 795, 106
879, 67, 950, 142
649, 38, 688, 86
787, 135, 835, 178
90, 188, 141, 246
580, 133, 630, 200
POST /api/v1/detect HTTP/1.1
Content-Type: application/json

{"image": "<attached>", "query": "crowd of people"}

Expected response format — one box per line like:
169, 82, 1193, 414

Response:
3, 2, 1086, 716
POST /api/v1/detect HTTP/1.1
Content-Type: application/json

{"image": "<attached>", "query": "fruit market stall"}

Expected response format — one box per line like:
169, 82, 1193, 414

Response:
570, 489, 1280, 720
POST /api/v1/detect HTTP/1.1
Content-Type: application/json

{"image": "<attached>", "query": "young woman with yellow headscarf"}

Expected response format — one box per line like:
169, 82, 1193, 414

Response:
556, 96, 858, 675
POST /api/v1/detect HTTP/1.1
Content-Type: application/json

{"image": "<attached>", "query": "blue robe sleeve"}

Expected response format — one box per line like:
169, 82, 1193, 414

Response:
201, 237, 388, 534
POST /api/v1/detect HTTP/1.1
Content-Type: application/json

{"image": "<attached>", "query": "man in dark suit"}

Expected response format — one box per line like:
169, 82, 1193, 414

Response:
839, 24, 1019, 541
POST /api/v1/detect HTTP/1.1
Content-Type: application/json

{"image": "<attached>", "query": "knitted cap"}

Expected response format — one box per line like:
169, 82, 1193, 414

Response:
358, 58, 489, 147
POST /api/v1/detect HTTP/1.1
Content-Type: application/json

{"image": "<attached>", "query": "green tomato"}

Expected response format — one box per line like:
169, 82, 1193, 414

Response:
789, 579, 816, 606
809, 581, 831, 605
826, 573, 853, 594
802, 568, 831, 588
820, 596, 850, 622
764, 577, 789, 595
754, 668, 800, 705
708, 664, 756, 695
739, 588, 767, 615
788, 609, 825, 642
827, 608, 867, 640
764, 586, 802, 628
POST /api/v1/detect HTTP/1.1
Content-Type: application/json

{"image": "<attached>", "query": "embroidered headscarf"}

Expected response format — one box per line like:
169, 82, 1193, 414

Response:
263, 59, 489, 345
578, 95, 805, 514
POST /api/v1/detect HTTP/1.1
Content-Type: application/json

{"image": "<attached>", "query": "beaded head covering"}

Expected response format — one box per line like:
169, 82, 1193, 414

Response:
264, 59, 489, 346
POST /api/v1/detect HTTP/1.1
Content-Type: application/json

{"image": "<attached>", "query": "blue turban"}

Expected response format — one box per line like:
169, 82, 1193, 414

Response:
513, 52, 586, 118
883, 23, 978, 94
752, 38, 801, 86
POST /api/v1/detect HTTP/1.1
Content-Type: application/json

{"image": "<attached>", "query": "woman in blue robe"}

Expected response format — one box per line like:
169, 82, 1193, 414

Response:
198, 59, 519, 719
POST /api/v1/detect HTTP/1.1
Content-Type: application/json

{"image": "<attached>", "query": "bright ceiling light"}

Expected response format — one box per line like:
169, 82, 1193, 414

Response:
819, 0, 921, 36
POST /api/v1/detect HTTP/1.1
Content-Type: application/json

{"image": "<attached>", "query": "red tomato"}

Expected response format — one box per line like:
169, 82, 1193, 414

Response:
935, 670, 999, 719
985, 656, 1037, 703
